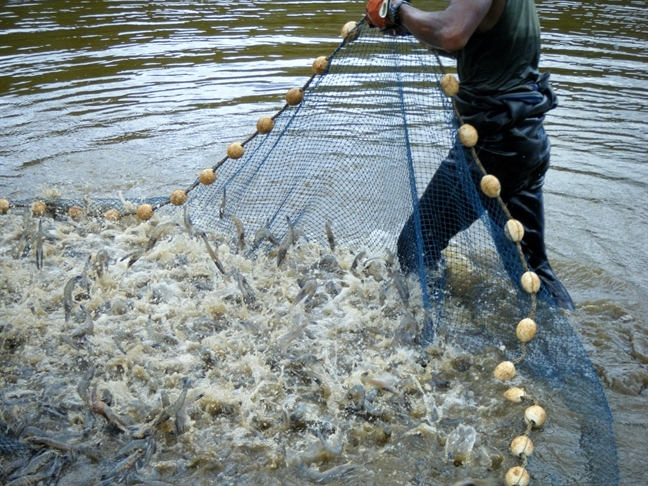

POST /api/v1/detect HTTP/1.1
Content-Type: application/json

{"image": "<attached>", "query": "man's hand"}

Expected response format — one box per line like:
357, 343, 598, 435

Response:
365, 0, 410, 30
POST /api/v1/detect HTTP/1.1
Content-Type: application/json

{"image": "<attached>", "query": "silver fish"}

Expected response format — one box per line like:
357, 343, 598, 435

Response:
317, 428, 343, 456
296, 461, 356, 484
325, 220, 335, 251
141, 436, 157, 468
200, 231, 225, 274
95, 249, 110, 277
12, 219, 35, 259
77, 366, 95, 406
347, 384, 366, 409
151, 378, 189, 429
19, 220, 38, 259
219, 188, 226, 219
234, 270, 256, 304
229, 213, 245, 252
121, 250, 143, 269
6, 472, 51, 486
183, 203, 196, 238
277, 314, 311, 352
102, 451, 141, 480
253, 219, 279, 247
293, 278, 318, 305
145, 221, 177, 251
91, 383, 130, 433
70, 305, 94, 338
35, 219, 44, 269
384, 248, 395, 268
116, 438, 148, 458
391, 270, 410, 307
63, 275, 83, 323
393, 311, 418, 345
294, 228, 308, 242
11, 450, 57, 479
351, 250, 367, 272
361, 371, 402, 396
80, 256, 93, 294
175, 406, 188, 436
277, 216, 296, 267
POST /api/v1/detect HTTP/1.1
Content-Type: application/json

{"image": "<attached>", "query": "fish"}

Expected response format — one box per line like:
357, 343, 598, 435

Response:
11, 224, 31, 259
276, 314, 311, 352
175, 407, 188, 436
145, 222, 178, 252
132, 377, 189, 439
91, 384, 130, 433
95, 249, 110, 277
26, 436, 80, 455
351, 250, 367, 272
347, 384, 366, 409
81, 255, 93, 286
116, 438, 148, 458
277, 216, 295, 267
146, 314, 179, 346
393, 311, 419, 345
63, 275, 83, 323
373, 420, 392, 445
384, 248, 395, 268
293, 278, 318, 305
229, 213, 245, 252
156, 379, 190, 429
10, 450, 57, 479
141, 436, 157, 468
233, 270, 256, 304
183, 203, 197, 238
35, 219, 44, 269
296, 461, 356, 484
219, 188, 226, 219
293, 227, 308, 243
121, 250, 143, 269
70, 305, 94, 338
19, 222, 37, 259
6, 471, 52, 486
316, 254, 339, 274
317, 428, 343, 456
361, 371, 402, 396
325, 220, 335, 251
102, 451, 141, 481
281, 404, 291, 430
77, 366, 95, 406
391, 269, 410, 307
199, 231, 225, 275
253, 219, 279, 247
160, 390, 170, 409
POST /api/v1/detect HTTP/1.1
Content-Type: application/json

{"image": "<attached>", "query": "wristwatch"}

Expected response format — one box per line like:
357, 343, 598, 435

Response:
380, 0, 411, 25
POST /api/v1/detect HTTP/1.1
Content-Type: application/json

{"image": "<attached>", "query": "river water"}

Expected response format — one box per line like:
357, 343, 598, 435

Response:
0, 1, 646, 484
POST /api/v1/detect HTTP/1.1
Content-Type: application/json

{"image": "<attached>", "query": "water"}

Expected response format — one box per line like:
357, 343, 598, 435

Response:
1, 0, 647, 484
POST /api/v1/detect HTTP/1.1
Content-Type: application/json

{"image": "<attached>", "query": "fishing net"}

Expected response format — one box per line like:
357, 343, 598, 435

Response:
1, 19, 618, 485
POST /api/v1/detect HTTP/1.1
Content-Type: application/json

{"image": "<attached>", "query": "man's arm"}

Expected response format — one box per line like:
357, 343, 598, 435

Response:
398, 0, 496, 52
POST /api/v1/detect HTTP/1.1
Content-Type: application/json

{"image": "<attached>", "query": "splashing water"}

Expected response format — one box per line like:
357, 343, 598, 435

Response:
0, 207, 579, 485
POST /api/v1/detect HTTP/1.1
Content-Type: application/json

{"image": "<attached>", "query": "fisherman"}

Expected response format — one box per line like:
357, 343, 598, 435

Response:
365, 0, 575, 310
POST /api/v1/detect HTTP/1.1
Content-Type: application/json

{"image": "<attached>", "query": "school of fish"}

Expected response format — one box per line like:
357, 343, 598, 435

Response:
0, 203, 565, 485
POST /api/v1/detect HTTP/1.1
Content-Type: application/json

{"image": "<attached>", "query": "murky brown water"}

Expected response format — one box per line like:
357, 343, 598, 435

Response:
1, 1, 647, 484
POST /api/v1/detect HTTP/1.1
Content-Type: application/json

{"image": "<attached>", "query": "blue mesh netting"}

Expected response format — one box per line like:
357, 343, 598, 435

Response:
172, 21, 618, 484
4, 20, 618, 485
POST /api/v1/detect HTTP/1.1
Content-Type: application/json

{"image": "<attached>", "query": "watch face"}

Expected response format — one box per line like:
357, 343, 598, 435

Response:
379, 0, 389, 18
